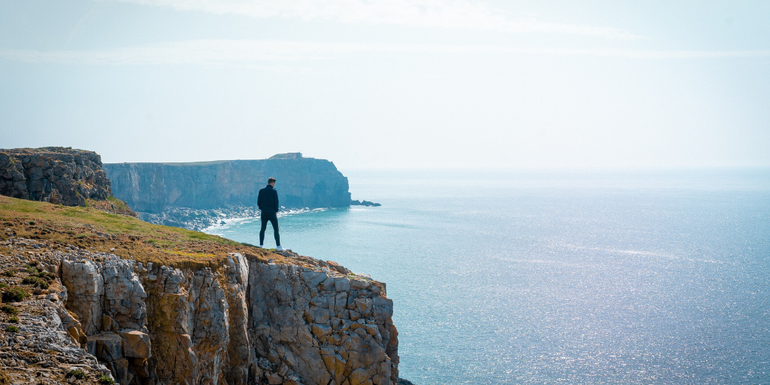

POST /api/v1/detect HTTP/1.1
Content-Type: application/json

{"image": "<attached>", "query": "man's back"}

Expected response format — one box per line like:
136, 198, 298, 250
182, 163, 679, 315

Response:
258, 184, 279, 213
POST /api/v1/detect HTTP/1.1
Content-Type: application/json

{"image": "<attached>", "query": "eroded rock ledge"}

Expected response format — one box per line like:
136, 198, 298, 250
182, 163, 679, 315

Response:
0, 147, 112, 207
0, 237, 399, 385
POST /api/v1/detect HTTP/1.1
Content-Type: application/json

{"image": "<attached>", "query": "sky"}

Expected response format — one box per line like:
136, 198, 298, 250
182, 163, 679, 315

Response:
1, 0, 769, 170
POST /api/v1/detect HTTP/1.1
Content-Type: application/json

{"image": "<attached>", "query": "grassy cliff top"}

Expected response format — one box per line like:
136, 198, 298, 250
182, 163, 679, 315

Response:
0, 195, 303, 270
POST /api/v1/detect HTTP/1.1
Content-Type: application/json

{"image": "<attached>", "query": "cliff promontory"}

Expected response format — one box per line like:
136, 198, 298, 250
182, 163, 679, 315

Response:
104, 153, 351, 230
0, 195, 400, 385
0, 147, 112, 206
0, 147, 135, 217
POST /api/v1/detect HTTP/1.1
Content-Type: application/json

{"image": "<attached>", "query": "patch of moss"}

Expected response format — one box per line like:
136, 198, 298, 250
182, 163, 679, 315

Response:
34, 270, 54, 281
0, 304, 17, 315
66, 370, 87, 379
5, 325, 18, 333
8, 316, 18, 323
2, 288, 26, 302
97, 374, 116, 384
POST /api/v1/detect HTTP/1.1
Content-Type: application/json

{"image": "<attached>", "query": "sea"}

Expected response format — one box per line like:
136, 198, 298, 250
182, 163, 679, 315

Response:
204, 169, 770, 384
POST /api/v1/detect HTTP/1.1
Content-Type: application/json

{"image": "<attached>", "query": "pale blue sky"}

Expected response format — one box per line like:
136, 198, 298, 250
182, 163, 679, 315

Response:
1, 0, 769, 169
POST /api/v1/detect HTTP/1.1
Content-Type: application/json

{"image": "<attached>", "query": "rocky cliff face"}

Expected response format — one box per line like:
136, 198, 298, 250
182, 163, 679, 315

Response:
104, 153, 351, 229
1, 236, 398, 385
0, 147, 112, 207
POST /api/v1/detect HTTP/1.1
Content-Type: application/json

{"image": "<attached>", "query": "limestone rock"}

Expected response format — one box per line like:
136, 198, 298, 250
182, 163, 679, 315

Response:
225, 253, 252, 385
144, 266, 197, 384
61, 259, 104, 335
102, 258, 147, 331
4, 238, 401, 385
247, 255, 399, 385
120, 330, 151, 359
0, 147, 112, 206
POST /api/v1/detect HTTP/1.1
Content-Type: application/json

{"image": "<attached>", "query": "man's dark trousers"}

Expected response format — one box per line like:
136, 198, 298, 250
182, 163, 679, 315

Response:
260, 212, 280, 247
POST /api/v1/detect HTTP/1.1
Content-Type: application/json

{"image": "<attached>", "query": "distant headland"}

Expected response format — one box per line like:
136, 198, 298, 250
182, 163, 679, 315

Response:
104, 153, 379, 230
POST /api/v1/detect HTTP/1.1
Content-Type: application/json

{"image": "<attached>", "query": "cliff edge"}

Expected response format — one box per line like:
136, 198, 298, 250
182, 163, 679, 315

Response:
0, 195, 399, 385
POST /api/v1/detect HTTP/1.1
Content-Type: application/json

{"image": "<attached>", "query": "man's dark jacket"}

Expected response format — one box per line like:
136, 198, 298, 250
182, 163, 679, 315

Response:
257, 184, 279, 214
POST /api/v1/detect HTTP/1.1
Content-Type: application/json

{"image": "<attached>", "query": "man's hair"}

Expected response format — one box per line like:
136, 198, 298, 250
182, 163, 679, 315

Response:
268, 177, 277, 184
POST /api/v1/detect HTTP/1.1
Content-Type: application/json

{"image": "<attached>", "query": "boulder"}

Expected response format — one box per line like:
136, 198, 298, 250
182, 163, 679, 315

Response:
120, 330, 151, 359
87, 332, 123, 362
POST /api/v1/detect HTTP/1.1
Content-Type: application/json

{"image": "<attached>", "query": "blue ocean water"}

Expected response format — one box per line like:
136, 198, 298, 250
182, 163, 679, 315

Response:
205, 169, 770, 384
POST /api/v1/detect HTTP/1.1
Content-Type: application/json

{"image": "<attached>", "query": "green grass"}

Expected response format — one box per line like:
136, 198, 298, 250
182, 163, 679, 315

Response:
13, 201, 45, 214
2, 288, 25, 303
0, 304, 17, 315
0, 194, 277, 270
97, 374, 116, 384
2, 196, 239, 246
66, 370, 86, 380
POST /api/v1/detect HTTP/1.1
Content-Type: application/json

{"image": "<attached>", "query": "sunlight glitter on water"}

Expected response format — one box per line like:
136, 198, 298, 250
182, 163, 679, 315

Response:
205, 169, 770, 384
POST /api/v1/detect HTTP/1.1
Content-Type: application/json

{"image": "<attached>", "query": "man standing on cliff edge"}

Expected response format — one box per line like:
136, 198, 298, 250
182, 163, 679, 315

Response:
258, 177, 283, 250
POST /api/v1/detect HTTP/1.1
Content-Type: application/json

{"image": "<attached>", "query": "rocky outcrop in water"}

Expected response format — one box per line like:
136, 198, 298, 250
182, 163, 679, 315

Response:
1, 236, 399, 385
137, 206, 261, 232
0, 147, 112, 207
104, 153, 352, 229
350, 200, 381, 207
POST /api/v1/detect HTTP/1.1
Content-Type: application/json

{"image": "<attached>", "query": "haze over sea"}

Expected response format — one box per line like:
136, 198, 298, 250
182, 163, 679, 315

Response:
205, 169, 770, 384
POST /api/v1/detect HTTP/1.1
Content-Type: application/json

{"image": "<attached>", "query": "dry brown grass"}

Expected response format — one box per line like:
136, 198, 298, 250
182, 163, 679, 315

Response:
0, 368, 10, 385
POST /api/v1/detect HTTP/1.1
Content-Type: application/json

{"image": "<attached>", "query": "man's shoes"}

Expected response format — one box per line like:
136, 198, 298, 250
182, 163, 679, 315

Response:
256, 245, 263, 248
276, 246, 284, 251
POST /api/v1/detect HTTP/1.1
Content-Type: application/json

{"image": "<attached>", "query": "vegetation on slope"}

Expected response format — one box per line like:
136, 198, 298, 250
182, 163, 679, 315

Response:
0, 195, 291, 270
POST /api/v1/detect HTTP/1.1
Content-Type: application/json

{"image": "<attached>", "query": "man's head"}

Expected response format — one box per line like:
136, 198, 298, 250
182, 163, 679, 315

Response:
268, 177, 276, 186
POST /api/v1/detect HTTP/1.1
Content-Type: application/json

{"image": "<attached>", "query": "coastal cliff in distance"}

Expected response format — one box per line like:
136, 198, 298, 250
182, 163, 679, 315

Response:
104, 153, 351, 229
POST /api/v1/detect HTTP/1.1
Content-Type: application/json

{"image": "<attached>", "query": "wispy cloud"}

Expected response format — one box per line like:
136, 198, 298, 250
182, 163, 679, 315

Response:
93, 0, 641, 40
0, 40, 342, 65
2, 40, 770, 66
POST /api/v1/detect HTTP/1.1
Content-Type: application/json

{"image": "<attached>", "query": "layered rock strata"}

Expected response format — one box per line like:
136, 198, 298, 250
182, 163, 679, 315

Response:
0, 147, 112, 206
1, 236, 399, 385
104, 153, 352, 229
